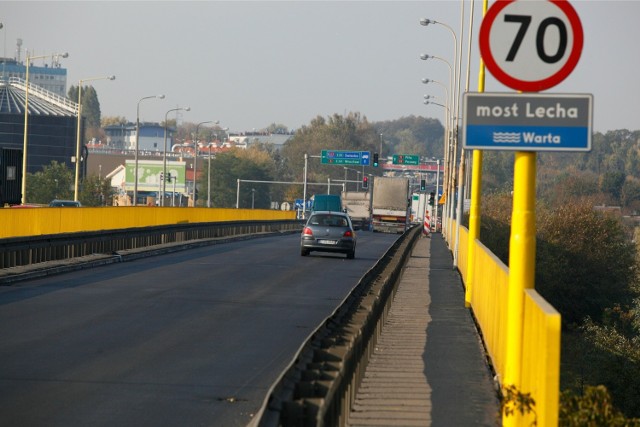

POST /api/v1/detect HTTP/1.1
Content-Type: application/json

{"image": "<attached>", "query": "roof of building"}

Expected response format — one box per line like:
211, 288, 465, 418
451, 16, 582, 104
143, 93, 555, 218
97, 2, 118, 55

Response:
0, 77, 77, 116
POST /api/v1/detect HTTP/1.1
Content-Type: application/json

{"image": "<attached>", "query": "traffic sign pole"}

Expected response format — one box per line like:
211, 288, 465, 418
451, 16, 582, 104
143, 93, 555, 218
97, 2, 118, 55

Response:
478, 2, 582, 425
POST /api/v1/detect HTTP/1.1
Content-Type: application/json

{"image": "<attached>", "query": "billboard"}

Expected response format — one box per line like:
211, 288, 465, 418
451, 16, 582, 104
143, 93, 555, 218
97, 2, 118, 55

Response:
124, 160, 187, 193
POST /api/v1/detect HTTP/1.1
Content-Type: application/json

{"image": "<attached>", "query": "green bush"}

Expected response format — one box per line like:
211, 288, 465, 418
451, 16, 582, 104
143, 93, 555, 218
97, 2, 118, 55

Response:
536, 202, 637, 324
559, 385, 640, 426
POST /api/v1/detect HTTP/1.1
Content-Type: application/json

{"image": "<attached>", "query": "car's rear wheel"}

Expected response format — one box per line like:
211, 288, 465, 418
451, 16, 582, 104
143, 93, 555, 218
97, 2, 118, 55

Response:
301, 248, 310, 256
346, 250, 355, 259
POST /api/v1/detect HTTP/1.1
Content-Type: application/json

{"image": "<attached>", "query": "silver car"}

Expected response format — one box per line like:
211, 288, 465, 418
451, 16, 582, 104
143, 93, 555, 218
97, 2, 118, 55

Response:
300, 211, 357, 259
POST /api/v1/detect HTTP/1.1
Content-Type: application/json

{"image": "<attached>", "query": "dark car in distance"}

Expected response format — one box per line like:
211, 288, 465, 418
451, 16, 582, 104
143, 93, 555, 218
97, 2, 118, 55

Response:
49, 200, 82, 207
300, 211, 357, 259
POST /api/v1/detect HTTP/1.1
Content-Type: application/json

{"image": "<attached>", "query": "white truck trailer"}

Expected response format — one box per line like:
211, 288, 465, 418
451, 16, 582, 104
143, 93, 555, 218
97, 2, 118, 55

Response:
341, 191, 371, 230
371, 176, 410, 234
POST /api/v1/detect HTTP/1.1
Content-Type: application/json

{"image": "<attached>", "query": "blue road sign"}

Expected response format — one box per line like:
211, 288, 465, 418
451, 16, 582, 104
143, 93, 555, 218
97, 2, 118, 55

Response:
360, 151, 370, 166
463, 93, 593, 152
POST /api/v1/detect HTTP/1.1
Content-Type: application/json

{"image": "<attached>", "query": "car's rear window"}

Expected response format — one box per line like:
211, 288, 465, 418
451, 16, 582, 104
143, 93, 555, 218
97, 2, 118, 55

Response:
310, 215, 348, 227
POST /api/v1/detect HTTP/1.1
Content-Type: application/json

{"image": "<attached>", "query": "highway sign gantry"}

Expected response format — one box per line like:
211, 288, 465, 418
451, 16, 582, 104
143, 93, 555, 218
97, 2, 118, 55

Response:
463, 92, 593, 152
321, 150, 370, 166
479, 0, 584, 92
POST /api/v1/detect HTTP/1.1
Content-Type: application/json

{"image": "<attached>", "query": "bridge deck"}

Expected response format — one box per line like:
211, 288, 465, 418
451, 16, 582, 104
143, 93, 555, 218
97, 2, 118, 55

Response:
347, 234, 500, 427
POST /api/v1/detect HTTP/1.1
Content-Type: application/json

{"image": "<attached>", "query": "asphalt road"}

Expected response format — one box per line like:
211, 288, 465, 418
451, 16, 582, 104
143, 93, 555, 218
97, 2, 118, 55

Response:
0, 230, 400, 427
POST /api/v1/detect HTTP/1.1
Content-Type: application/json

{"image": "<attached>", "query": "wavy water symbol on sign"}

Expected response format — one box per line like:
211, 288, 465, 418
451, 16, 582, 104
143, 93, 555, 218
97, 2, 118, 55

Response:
493, 132, 521, 143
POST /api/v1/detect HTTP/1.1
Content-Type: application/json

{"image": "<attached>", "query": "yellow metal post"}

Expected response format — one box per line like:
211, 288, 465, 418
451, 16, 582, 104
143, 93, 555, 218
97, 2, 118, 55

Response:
464, 0, 488, 307
465, 150, 482, 307
503, 151, 537, 426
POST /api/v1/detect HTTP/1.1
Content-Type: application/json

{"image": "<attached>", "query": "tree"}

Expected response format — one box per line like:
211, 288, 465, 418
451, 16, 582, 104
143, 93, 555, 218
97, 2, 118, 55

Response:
68, 85, 102, 128
374, 115, 444, 159
200, 149, 274, 208
79, 174, 115, 206
101, 116, 128, 127
280, 112, 381, 189
26, 161, 74, 204
68, 85, 105, 146
482, 151, 514, 192
600, 171, 626, 202
536, 201, 637, 325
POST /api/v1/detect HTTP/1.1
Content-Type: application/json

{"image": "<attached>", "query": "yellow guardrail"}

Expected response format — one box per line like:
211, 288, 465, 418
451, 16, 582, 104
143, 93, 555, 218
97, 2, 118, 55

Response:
0, 207, 296, 239
454, 224, 560, 427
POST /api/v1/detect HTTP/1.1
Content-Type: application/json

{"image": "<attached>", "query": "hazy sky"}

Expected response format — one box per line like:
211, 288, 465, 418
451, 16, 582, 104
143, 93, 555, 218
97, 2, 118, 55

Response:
3, 1, 638, 134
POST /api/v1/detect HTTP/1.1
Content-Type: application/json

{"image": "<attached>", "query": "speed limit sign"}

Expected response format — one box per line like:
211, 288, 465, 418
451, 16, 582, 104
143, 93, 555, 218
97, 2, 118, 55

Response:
479, 0, 583, 92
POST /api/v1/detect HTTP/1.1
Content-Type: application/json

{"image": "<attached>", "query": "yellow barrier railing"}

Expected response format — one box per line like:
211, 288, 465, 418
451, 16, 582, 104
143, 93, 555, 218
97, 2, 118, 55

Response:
521, 289, 561, 426
454, 224, 560, 426
0, 207, 296, 239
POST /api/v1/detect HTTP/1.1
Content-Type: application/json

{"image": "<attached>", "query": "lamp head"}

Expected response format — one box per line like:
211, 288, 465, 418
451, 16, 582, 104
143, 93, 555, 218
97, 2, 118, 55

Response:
108, 75, 116, 80
420, 18, 433, 26
422, 78, 430, 84
158, 94, 166, 99
184, 107, 191, 112
60, 52, 69, 58
420, 54, 430, 60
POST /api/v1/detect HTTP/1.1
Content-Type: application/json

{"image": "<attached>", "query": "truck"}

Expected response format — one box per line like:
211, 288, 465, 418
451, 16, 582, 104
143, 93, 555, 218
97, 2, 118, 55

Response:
410, 193, 428, 224
371, 176, 410, 234
341, 191, 371, 230
310, 194, 342, 212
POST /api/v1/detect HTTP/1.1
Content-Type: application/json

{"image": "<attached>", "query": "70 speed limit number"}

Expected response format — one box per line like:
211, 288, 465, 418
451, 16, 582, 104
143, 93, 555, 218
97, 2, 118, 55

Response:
479, 0, 584, 92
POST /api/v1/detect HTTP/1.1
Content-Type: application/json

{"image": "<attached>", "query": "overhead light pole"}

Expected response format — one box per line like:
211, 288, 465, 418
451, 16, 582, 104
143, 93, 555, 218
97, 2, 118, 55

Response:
192, 120, 218, 207
134, 94, 165, 206
207, 127, 227, 208
420, 18, 459, 130
73, 75, 115, 202
162, 107, 190, 206
420, 18, 461, 240
420, 53, 455, 235
22, 51, 68, 204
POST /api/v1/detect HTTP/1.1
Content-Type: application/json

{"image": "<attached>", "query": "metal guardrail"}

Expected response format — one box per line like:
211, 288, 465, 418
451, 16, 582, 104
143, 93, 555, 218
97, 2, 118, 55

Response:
0, 220, 302, 271
8, 77, 78, 113
250, 225, 420, 427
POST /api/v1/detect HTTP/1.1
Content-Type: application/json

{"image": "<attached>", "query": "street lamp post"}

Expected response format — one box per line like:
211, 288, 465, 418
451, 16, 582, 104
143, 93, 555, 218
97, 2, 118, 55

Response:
193, 120, 218, 207
22, 51, 68, 204
134, 94, 165, 206
207, 127, 227, 207
73, 75, 115, 202
421, 18, 462, 240
420, 18, 460, 127
162, 107, 190, 206
207, 142, 214, 208
420, 53, 455, 235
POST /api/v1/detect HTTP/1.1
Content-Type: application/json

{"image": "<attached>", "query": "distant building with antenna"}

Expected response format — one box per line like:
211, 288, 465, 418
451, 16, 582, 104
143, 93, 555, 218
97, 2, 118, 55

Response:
1, 38, 68, 96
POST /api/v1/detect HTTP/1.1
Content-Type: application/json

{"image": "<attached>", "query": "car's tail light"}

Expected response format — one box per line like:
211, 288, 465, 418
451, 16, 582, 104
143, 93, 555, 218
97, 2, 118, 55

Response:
303, 227, 314, 236
343, 230, 353, 238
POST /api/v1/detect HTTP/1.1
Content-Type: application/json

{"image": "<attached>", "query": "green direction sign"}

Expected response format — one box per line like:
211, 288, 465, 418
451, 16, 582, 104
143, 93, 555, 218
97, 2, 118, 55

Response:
392, 154, 420, 165
321, 150, 370, 166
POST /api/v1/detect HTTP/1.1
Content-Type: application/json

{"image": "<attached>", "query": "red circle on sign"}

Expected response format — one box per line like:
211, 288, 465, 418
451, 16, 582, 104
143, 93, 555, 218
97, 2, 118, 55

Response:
479, 0, 583, 92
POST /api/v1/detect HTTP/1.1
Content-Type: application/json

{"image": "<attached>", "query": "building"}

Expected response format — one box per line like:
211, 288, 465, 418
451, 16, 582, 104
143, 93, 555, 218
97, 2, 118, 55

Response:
0, 77, 79, 175
1, 54, 68, 97
103, 122, 168, 152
